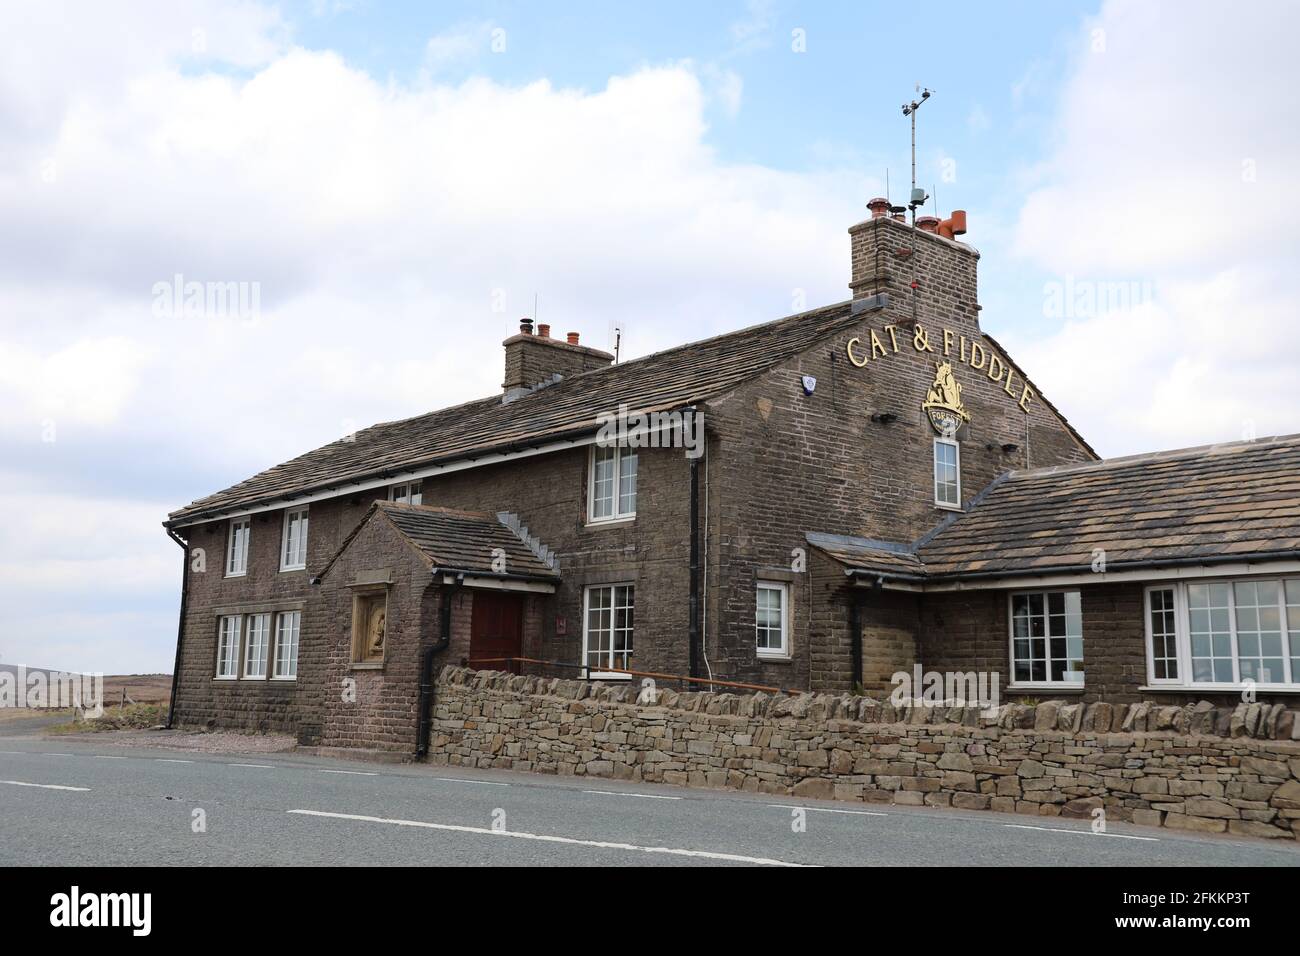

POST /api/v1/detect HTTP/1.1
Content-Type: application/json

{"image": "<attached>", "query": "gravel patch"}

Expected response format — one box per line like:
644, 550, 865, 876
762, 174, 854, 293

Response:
51, 727, 298, 754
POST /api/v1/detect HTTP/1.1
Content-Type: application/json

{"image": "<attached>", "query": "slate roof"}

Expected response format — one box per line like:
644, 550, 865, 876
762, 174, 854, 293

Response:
319, 503, 560, 583
167, 297, 886, 525
810, 434, 1300, 584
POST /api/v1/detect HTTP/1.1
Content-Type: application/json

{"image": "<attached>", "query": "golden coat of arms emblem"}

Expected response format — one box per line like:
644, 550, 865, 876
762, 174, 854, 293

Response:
921, 361, 971, 436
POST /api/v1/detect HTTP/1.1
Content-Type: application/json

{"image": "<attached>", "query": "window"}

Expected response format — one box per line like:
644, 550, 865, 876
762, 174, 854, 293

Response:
1147, 578, 1299, 688
1146, 587, 1179, 682
226, 518, 250, 577
242, 612, 270, 679
351, 590, 387, 664
756, 582, 790, 659
280, 506, 309, 571
216, 615, 241, 679
1010, 591, 1084, 686
934, 438, 961, 508
274, 611, 300, 680
390, 480, 422, 505
583, 584, 634, 676
589, 445, 637, 522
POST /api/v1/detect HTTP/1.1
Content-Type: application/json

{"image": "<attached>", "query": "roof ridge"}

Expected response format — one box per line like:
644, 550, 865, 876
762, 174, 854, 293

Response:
1002, 432, 1300, 482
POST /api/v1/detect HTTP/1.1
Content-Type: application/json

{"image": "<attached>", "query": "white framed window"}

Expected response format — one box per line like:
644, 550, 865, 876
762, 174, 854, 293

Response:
934, 438, 961, 509
589, 445, 637, 522
1145, 586, 1181, 683
242, 612, 270, 679
280, 506, 309, 571
1145, 578, 1300, 689
216, 615, 241, 679
756, 581, 790, 659
273, 610, 301, 680
390, 480, 422, 505
583, 584, 634, 677
226, 517, 250, 577
1009, 590, 1084, 687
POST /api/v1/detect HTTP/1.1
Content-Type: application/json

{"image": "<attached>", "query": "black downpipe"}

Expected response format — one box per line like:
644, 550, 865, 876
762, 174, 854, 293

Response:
688, 450, 701, 679
416, 575, 462, 758
165, 528, 189, 729
849, 596, 864, 692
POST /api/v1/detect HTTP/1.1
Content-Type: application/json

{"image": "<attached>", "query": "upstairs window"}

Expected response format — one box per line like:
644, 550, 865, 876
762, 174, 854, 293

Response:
589, 445, 637, 522
281, 506, 309, 571
390, 480, 422, 505
934, 438, 961, 509
226, 517, 250, 577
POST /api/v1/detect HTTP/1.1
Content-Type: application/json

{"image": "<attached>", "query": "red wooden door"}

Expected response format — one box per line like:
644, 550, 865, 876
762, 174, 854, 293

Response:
470, 592, 524, 672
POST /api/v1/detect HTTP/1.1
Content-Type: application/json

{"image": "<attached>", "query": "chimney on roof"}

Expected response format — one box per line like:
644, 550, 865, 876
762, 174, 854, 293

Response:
502, 323, 614, 399
848, 203, 981, 329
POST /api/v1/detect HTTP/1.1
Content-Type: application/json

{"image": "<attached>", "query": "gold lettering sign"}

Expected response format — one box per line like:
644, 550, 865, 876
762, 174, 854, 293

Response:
844, 321, 1035, 415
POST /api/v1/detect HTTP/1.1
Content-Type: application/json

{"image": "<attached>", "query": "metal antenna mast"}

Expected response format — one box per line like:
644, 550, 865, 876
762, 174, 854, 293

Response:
901, 85, 932, 225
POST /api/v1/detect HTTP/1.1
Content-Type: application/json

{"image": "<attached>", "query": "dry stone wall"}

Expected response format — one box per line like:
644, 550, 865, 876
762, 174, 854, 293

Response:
431, 667, 1300, 840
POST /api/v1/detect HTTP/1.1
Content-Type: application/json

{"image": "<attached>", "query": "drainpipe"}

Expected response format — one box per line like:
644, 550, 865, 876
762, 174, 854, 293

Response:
164, 528, 189, 729
416, 573, 463, 758
849, 596, 864, 692
688, 444, 701, 679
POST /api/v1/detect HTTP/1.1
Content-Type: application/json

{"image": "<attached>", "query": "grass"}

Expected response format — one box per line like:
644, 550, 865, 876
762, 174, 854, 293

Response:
47, 703, 165, 734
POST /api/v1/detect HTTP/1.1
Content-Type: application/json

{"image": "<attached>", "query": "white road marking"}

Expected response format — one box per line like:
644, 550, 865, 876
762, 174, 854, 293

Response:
287, 809, 810, 866
229, 763, 274, 769
582, 790, 682, 800
432, 777, 510, 787
41, 753, 74, 757
155, 758, 195, 764
2, 780, 91, 792
318, 769, 378, 776
768, 804, 888, 817
1003, 823, 1158, 842
92, 755, 126, 760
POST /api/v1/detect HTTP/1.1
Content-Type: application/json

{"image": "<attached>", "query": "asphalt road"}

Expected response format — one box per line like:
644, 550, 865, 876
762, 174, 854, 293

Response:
2, 736, 1298, 867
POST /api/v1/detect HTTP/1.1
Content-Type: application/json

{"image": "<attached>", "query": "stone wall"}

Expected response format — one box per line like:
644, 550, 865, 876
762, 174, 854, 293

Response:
430, 667, 1300, 839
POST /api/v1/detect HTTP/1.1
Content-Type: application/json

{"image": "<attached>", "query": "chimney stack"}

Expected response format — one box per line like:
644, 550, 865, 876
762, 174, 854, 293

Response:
848, 206, 981, 330
502, 325, 613, 399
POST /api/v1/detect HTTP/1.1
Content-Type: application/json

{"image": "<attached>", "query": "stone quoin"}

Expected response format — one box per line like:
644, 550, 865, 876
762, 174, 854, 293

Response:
163, 202, 1300, 769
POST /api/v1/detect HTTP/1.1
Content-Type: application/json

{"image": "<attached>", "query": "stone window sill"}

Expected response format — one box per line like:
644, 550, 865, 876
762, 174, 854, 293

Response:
1006, 683, 1086, 695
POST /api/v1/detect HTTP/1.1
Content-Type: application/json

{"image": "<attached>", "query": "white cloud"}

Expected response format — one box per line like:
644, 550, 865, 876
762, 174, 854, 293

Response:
0, 4, 873, 672
1009, 0, 1300, 455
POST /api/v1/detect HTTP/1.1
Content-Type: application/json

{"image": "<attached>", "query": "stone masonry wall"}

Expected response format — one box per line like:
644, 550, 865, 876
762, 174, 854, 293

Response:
431, 666, 1300, 840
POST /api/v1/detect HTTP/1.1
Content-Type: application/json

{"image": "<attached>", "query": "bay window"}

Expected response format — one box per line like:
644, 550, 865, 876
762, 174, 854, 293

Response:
1146, 578, 1300, 688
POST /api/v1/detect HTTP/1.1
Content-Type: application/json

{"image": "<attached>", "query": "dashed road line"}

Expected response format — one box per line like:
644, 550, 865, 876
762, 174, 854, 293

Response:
229, 763, 274, 768
432, 777, 510, 787
1003, 823, 1159, 842
41, 753, 74, 757
155, 758, 195, 764
287, 809, 810, 866
582, 790, 682, 800
318, 769, 378, 776
768, 804, 888, 817
2, 780, 91, 792
92, 755, 126, 760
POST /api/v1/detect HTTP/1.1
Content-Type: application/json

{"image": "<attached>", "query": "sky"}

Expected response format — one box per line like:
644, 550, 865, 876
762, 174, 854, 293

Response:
1, 0, 1297, 674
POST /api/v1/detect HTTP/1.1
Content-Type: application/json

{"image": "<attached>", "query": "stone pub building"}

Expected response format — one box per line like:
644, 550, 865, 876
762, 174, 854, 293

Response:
165, 201, 1300, 752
